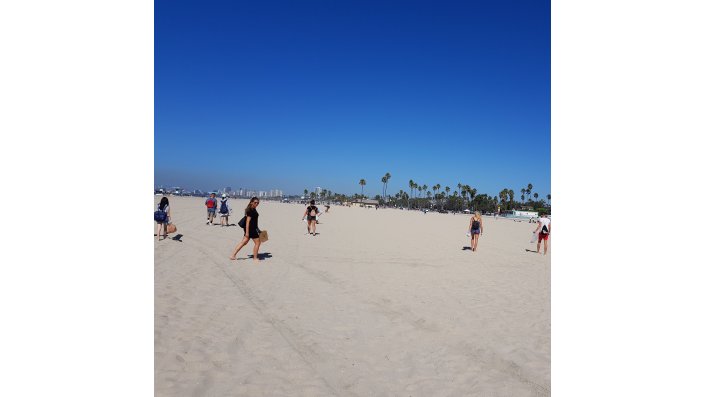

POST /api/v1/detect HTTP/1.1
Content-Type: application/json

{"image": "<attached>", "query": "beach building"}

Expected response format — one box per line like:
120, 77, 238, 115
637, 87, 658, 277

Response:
511, 210, 538, 218
348, 199, 379, 208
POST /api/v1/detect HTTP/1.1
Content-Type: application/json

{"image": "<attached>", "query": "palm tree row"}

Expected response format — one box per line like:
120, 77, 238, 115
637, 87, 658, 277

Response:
301, 179, 550, 213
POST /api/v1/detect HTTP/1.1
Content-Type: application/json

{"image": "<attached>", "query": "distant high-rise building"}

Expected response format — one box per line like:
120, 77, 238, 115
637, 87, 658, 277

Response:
224, 187, 232, 194
315, 187, 322, 196
238, 188, 244, 197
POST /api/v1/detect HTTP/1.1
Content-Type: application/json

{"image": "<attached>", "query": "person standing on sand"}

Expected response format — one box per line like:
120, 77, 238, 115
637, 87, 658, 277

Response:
534, 212, 551, 255
230, 197, 262, 261
155, 197, 171, 241
468, 211, 483, 251
219, 194, 230, 226
205, 193, 218, 225
302, 200, 319, 235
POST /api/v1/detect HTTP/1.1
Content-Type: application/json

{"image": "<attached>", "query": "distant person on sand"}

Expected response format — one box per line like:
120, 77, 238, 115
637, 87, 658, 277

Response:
154, 197, 171, 241
302, 200, 319, 235
205, 193, 218, 225
219, 194, 230, 226
230, 197, 262, 261
534, 212, 551, 255
468, 211, 484, 251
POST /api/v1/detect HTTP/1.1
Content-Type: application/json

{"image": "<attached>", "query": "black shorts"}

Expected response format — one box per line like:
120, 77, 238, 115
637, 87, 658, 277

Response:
307, 215, 316, 221
245, 229, 260, 239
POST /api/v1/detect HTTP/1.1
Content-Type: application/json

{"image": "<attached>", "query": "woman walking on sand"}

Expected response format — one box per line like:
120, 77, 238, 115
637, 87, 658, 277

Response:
302, 199, 319, 236
468, 211, 483, 251
155, 197, 171, 241
230, 197, 262, 261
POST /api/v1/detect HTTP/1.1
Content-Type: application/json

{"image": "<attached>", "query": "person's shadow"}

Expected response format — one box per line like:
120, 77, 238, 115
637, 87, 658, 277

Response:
170, 234, 184, 242
462, 246, 472, 250
245, 252, 273, 260
525, 248, 538, 253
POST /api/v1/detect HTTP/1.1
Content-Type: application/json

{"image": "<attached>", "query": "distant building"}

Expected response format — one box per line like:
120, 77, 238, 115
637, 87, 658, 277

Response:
315, 187, 322, 196
349, 198, 379, 208
224, 186, 232, 194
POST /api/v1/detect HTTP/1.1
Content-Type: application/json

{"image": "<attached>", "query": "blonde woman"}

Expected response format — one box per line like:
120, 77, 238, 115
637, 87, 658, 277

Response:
230, 197, 262, 261
468, 211, 483, 252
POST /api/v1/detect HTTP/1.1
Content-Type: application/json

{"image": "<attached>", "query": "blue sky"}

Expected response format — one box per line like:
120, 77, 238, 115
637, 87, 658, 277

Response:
155, 0, 550, 199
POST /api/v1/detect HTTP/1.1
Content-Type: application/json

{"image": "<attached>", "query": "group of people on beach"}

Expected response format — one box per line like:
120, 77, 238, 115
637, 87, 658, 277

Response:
466, 211, 550, 254
155, 197, 550, 258
205, 193, 231, 226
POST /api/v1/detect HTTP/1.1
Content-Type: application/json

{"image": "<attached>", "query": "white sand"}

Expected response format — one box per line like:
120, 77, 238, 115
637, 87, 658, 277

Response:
155, 196, 550, 396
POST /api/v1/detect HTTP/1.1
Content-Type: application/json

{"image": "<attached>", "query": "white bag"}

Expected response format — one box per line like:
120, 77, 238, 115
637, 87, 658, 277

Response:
530, 231, 538, 243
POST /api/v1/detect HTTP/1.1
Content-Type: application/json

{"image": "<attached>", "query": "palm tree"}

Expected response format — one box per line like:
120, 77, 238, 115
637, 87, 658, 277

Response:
547, 194, 551, 206
381, 176, 388, 201
384, 172, 391, 201
359, 179, 366, 197
304, 189, 308, 198
408, 179, 415, 208
533, 192, 539, 201
508, 189, 515, 208
521, 188, 526, 204
526, 183, 533, 200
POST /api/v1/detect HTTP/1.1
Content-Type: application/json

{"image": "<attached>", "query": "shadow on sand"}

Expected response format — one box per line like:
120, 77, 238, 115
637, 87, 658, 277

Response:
238, 252, 273, 261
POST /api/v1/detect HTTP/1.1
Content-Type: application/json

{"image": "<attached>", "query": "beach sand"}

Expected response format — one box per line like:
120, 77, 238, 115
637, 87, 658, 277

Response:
155, 196, 550, 396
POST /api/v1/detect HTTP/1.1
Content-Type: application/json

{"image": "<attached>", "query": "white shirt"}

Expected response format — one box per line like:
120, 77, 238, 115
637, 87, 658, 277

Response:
538, 217, 550, 232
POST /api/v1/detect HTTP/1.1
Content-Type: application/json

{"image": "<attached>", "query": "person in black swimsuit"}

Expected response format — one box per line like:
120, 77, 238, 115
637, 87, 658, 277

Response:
229, 197, 262, 261
468, 211, 484, 252
302, 200, 318, 235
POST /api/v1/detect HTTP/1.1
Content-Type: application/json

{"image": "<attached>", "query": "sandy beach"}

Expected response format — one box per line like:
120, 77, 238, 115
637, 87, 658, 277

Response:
155, 196, 550, 396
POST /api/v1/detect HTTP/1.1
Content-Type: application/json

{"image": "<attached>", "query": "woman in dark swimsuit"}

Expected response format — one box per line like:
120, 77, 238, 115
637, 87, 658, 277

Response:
302, 200, 318, 235
468, 211, 483, 252
230, 197, 262, 261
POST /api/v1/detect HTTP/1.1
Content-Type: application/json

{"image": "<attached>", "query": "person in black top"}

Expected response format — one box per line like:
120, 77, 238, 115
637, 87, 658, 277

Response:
229, 197, 262, 261
302, 200, 318, 236
467, 211, 484, 252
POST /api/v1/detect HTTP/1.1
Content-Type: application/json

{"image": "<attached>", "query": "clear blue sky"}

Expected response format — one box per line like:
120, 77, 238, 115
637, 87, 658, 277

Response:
155, 0, 550, 199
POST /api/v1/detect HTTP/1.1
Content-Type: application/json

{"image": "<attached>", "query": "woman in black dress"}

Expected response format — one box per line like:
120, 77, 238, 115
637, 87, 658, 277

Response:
229, 197, 262, 261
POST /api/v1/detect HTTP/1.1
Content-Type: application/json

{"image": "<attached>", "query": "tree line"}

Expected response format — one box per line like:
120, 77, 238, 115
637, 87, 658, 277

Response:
302, 174, 550, 214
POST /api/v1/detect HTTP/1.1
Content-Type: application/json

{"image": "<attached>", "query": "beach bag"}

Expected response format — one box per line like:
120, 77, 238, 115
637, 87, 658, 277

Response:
541, 224, 549, 234
154, 210, 167, 223
219, 201, 229, 214
259, 230, 268, 243
238, 216, 247, 228
530, 232, 538, 243
167, 223, 177, 234
206, 198, 216, 208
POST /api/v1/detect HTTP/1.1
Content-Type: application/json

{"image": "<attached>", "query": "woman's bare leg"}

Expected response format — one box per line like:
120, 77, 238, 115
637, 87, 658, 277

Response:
157, 224, 163, 240
230, 236, 250, 260
252, 238, 261, 261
